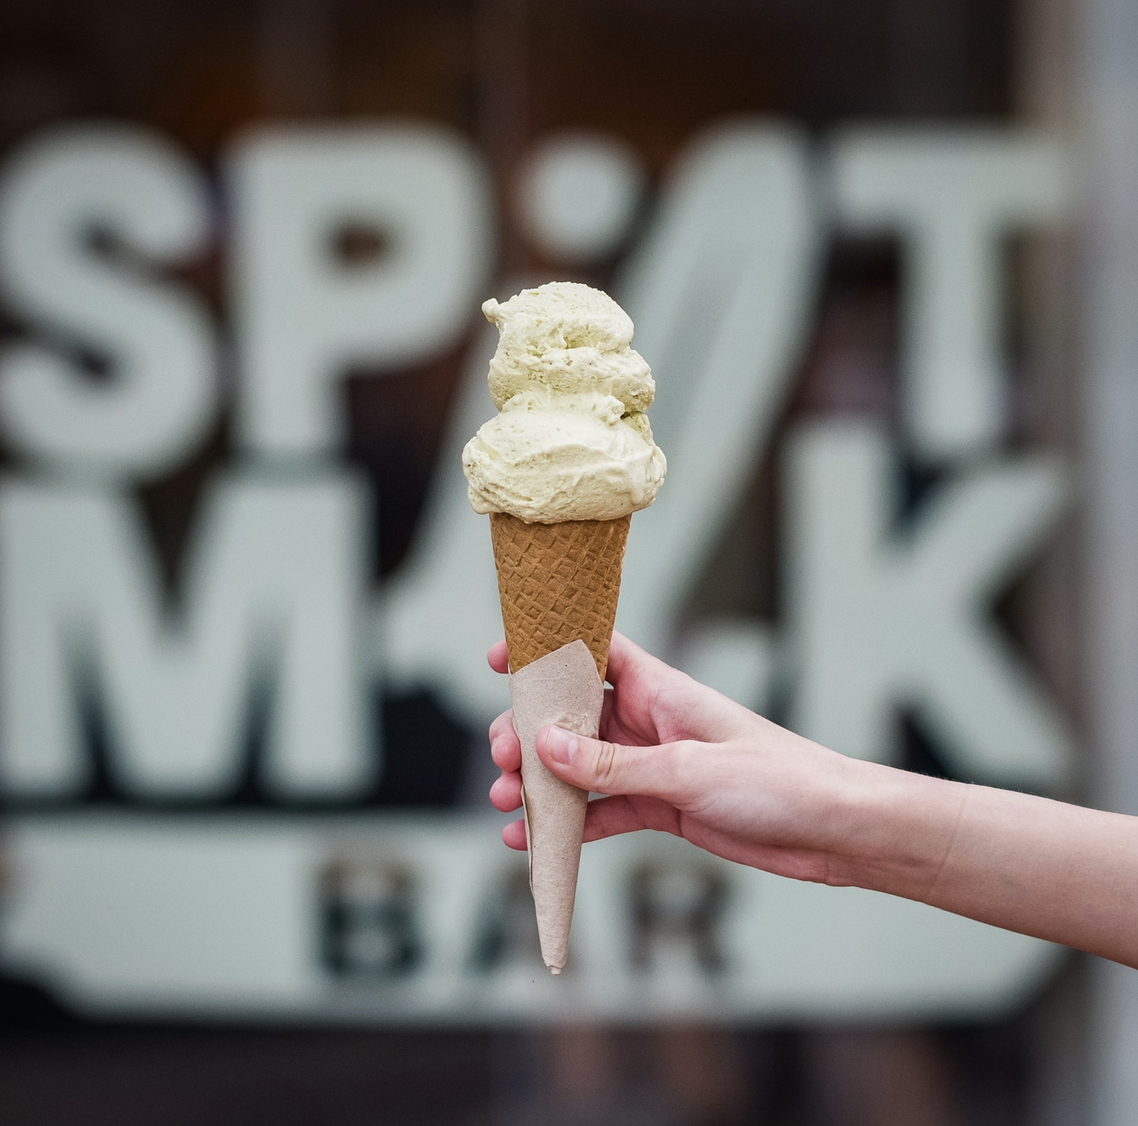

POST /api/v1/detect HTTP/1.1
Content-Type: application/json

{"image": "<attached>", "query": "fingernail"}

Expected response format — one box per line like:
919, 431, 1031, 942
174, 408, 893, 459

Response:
544, 726, 577, 766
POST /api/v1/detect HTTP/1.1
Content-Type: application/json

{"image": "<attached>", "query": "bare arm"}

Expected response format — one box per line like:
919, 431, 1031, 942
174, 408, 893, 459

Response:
487, 632, 1138, 969
861, 775, 1138, 968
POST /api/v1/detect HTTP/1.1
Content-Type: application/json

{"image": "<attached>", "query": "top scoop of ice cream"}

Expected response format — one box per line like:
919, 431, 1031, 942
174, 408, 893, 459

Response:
463, 282, 666, 523
482, 282, 655, 412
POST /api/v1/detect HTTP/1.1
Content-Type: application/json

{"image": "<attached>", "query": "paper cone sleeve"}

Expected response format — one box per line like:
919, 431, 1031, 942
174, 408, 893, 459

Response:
489, 510, 630, 972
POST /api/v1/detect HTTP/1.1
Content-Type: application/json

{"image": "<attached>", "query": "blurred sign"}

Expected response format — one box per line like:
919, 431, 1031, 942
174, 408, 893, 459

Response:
0, 118, 1074, 1019
2, 813, 1060, 1022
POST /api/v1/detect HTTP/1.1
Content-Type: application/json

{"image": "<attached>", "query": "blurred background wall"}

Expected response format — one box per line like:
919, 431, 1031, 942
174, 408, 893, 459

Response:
0, 0, 1133, 1123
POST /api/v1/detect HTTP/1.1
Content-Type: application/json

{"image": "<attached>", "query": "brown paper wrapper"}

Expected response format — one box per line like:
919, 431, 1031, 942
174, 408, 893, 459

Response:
508, 640, 604, 974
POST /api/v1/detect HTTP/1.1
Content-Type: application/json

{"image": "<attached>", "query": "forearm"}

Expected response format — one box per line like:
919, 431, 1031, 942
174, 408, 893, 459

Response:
831, 760, 1138, 967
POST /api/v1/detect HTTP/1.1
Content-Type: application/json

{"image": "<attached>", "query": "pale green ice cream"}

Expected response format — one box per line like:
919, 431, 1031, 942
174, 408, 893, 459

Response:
463, 282, 666, 523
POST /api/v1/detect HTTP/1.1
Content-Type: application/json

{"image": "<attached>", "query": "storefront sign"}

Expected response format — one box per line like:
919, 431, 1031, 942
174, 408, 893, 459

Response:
0, 120, 1074, 1018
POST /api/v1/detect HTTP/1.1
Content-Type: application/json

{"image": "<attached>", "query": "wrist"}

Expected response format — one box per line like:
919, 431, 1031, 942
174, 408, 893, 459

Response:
818, 756, 967, 899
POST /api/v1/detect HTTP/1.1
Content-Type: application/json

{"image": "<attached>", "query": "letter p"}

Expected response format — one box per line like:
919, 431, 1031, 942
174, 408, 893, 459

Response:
228, 126, 493, 459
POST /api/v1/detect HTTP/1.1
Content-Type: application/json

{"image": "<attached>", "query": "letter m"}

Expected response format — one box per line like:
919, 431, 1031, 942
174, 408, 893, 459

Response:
0, 472, 373, 799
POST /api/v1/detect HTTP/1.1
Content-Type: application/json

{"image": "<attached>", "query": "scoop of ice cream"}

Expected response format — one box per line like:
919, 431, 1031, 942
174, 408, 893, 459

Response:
463, 282, 666, 523
464, 388, 665, 522
482, 282, 655, 413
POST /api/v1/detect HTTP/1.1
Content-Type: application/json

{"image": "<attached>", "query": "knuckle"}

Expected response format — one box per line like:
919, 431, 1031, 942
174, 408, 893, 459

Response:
489, 713, 514, 743
661, 740, 697, 800
591, 739, 622, 790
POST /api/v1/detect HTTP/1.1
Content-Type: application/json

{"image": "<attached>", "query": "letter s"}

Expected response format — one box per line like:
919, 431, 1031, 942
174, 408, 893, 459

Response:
0, 124, 218, 479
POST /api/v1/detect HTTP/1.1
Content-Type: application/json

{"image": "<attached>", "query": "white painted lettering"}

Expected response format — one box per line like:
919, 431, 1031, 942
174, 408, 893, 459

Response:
786, 421, 1072, 787
0, 125, 217, 479
228, 126, 493, 458
0, 473, 373, 798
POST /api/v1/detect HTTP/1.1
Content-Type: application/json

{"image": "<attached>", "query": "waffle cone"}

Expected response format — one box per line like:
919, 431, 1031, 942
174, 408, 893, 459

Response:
489, 511, 630, 680
490, 510, 630, 973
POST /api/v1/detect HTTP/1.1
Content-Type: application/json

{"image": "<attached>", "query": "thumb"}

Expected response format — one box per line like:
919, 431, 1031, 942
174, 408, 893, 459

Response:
536, 724, 685, 800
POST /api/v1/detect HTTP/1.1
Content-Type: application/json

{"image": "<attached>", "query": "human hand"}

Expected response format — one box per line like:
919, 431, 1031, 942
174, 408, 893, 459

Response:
487, 631, 887, 886
487, 634, 1138, 971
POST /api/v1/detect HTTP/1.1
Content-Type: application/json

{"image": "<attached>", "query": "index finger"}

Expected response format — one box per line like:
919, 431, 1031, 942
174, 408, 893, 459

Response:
487, 640, 509, 674
604, 630, 670, 687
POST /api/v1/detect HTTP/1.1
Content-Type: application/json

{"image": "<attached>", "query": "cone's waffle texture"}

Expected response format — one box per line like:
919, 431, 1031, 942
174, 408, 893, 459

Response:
489, 511, 631, 681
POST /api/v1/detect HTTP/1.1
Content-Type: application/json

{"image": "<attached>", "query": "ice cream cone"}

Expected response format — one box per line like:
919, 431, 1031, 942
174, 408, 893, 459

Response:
490, 510, 630, 972
490, 511, 630, 680
464, 283, 665, 974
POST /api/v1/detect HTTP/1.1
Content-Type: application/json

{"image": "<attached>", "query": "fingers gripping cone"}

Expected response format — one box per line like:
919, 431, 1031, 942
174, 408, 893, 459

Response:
490, 511, 630, 973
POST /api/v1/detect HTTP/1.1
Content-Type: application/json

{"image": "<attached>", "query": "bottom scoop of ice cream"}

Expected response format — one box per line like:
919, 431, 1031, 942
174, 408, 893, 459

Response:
463, 282, 666, 523
463, 388, 664, 522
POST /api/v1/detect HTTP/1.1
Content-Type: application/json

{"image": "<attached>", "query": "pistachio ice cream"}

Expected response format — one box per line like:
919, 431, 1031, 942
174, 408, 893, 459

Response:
462, 282, 666, 523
